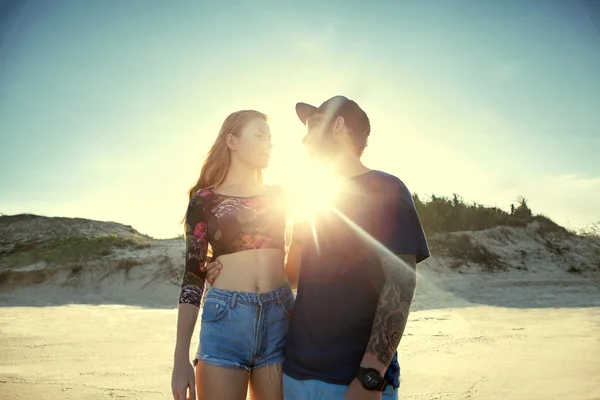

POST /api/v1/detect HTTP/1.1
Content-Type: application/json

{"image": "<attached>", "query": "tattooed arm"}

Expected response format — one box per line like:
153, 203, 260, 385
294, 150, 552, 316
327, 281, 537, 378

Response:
357, 177, 429, 376
360, 253, 417, 372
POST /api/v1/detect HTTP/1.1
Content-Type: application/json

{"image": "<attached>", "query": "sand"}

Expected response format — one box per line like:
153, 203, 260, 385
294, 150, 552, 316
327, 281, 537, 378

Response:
2, 264, 600, 400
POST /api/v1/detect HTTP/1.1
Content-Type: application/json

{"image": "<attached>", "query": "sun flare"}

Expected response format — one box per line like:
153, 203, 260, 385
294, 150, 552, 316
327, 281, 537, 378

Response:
282, 160, 344, 221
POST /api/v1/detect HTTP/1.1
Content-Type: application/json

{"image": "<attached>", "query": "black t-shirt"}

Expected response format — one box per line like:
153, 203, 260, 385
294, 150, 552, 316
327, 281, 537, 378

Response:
282, 170, 430, 388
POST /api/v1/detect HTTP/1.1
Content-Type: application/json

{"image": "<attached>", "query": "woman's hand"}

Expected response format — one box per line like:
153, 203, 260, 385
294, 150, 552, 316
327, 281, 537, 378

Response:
171, 356, 196, 400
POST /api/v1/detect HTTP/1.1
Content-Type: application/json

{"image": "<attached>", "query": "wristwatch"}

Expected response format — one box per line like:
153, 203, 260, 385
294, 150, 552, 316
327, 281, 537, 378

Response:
355, 367, 388, 392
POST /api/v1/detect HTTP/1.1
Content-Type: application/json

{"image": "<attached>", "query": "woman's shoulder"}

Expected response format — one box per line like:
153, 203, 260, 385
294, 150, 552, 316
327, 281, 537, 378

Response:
189, 188, 216, 206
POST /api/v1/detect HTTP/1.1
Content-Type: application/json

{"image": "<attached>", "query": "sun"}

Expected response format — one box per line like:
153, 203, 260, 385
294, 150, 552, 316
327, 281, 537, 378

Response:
264, 118, 344, 222
282, 158, 344, 221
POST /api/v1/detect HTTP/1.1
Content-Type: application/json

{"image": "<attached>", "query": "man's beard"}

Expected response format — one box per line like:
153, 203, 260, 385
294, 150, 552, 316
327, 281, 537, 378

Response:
308, 130, 341, 161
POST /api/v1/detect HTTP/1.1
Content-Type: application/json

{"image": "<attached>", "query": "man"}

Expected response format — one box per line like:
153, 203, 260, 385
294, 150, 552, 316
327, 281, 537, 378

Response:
205, 96, 430, 399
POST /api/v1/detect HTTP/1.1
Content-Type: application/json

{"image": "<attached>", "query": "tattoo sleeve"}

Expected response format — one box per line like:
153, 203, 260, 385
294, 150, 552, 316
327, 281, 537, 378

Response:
366, 254, 417, 366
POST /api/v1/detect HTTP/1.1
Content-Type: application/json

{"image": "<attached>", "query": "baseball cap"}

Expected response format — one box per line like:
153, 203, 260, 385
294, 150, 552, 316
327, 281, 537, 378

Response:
295, 95, 371, 136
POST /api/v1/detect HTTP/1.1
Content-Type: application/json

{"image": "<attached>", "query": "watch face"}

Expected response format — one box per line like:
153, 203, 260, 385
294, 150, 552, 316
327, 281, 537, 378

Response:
364, 371, 379, 389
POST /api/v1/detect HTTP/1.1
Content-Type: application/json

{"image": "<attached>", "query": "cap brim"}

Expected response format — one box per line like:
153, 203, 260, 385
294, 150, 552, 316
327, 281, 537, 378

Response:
295, 102, 318, 125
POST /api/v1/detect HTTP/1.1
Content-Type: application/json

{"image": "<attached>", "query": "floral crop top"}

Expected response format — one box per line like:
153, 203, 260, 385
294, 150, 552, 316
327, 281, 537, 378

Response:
178, 186, 286, 307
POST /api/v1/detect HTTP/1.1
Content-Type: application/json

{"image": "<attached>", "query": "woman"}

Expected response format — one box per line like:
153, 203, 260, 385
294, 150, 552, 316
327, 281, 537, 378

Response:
171, 110, 294, 400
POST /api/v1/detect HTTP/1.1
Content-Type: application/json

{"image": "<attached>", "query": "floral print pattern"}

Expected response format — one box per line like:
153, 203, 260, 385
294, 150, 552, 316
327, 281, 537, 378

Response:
178, 187, 286, 307
194, 221, 207, 238
239, 233, 274, 250
212, 198, 251, 219
179, 283, 203, 306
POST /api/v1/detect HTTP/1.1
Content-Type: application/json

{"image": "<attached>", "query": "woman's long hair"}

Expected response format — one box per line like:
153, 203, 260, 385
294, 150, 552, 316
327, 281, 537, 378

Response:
187, 110, 268, 200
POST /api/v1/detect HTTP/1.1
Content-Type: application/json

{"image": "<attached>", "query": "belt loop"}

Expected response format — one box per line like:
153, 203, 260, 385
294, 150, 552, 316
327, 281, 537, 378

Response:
231, 293, 238, 309
275, 288, 282, 305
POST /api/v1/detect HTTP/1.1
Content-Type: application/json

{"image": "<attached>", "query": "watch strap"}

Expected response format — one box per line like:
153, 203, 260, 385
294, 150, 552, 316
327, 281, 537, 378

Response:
356, 367, 388, 392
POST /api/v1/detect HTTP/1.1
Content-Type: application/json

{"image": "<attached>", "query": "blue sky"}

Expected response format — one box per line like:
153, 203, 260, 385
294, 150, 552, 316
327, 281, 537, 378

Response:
1, 0, 599, 238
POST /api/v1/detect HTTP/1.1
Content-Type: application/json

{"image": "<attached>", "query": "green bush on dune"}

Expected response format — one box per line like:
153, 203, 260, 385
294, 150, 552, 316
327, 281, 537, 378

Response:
414, 194, 543, 236
0, 234, 151, 271
413, 193, 599, 239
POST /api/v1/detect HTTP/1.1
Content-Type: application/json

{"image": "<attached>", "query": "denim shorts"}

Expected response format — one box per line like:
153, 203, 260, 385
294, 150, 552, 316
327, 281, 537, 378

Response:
195, 283, 294, 371
283, 374, 398, 399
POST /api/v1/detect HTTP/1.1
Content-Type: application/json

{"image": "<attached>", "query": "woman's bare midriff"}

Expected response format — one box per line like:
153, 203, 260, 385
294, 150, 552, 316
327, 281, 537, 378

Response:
211, 248, 287, 293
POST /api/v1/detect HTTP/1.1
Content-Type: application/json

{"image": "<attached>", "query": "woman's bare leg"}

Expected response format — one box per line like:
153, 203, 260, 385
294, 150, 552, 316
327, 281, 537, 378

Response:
248, 363, 284, 400
196, 361, 249, 400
